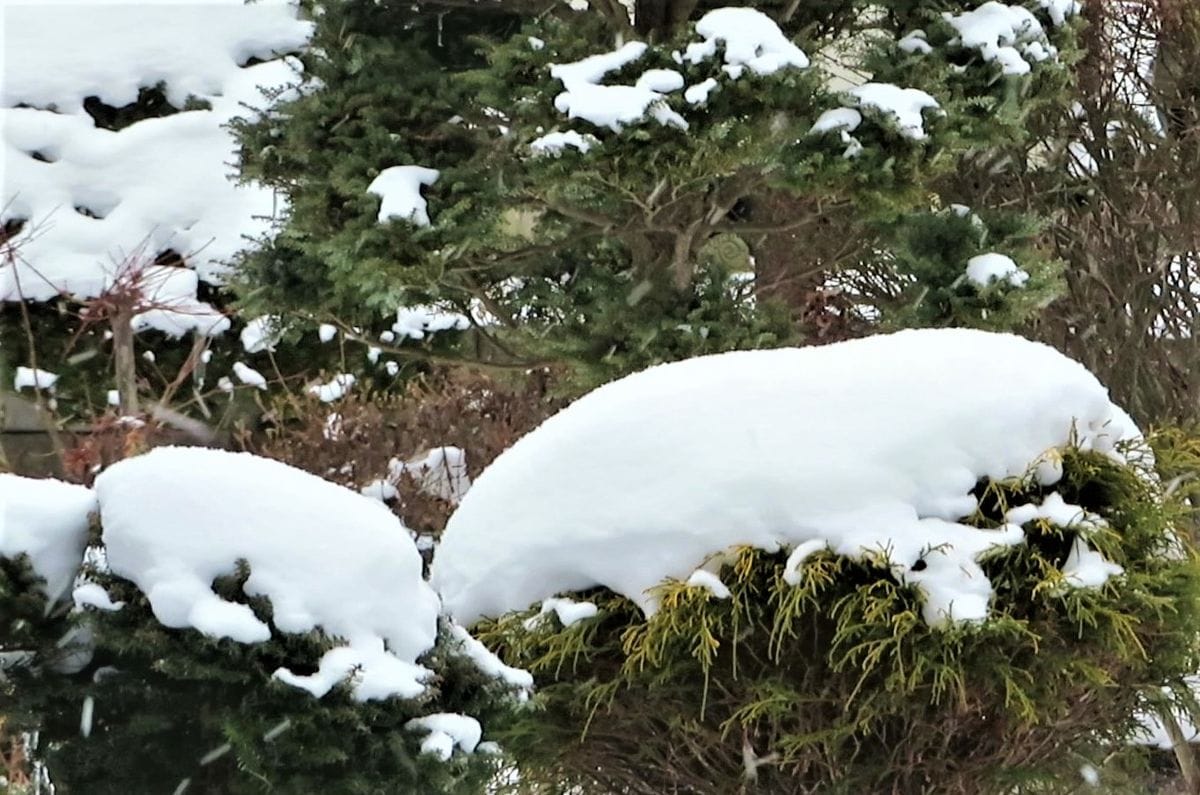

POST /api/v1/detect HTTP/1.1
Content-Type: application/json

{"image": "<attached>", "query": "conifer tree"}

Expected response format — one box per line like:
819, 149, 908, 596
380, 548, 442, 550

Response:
235, 0, 1070, 389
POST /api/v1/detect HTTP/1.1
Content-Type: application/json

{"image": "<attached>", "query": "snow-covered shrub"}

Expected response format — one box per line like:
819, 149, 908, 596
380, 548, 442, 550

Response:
1, 448, 526, 794
435, 329, 1200, 793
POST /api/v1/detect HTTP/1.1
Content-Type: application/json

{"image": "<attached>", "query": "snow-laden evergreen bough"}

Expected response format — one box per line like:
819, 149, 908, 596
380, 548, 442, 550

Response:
430, 328, 1200, 794
0, 448, 528, 794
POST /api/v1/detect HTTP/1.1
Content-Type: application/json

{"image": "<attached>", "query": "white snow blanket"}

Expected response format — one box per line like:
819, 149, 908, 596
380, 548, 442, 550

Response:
94, 447, 441, 701
432, 329, 1134, 627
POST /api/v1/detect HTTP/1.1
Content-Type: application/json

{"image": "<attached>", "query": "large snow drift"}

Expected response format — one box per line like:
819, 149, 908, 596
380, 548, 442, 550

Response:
431, 329, 1134, 627
94, 447, 441, 701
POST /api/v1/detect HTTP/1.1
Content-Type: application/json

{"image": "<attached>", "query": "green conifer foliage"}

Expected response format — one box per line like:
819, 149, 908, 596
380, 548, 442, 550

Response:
233, 0, 1080, 389
475, 436, 1200, 794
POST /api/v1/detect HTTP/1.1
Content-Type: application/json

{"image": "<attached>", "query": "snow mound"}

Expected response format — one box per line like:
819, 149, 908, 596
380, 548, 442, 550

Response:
0, 474, 96, 603
431, 329, 1134, 627
94, 447, 441, 701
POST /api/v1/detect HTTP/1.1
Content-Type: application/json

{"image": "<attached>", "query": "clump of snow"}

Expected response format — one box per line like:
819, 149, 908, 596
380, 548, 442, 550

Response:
1006, 494, 1123, 588
307, 373, 356, 403
549, 42, 686, 132
524, 597, 599, 629
240, 315, 282, 353
530, 130, 595, 156
431, 329, 1135, 628
685, 569, 731, 599
684, 78, 719, 106
554, 83, 687, 132
363, 447, 472, 506
406, 447, 472, 504
405, 713, 482, 759
965, 252, 1030, 288
72, 582, 123, 612
809, 107, 864, 157
689, 8, 809, 75
232, 361, 268, 390
1038, 0, 1081, 26
528, 36, 546, 51
846, 83, 940, 140
635, 69, 685, 93
448, 623, 534, 692
944, 2, 1056, 77
129, 266, 230, 338
14, 367, 59, 392
0, 474, 96, 604
94, 447, 442, 701
317, 323, 338, 343
392, 304, 470, 340
550, 41, 647, 88
898, 30, 934, 55
367, 165, 440, 227
1, 2, 313, 301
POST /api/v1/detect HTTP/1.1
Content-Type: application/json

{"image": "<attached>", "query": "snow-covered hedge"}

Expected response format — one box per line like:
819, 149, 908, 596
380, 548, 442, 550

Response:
434, 329, 1200, 793
0, 448, 524, 793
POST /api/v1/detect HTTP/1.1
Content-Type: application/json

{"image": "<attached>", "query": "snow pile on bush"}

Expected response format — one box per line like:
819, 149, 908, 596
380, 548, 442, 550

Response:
94, 447, 441, 701
432, 328, 1135, 627
0, 0, 312, 306
0, 475, 96, 603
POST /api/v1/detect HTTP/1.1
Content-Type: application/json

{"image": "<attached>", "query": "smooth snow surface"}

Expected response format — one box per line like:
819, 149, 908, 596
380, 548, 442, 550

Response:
432, 329, 1133, 627
0, 475, 96, 603
94, 447, 441, 701
1, 0, 312, 301
367, 166, 440, 227
965, 252, 1030, 288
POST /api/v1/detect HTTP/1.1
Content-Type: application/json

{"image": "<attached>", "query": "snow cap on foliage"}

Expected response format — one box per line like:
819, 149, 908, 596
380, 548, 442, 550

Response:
530, 130, 595, 156
432, 329, 1135, 628
944, 2, 1056, 76
367, 165, 440, 227
0, 475, 96, 603
549, 41, 687, 131
965, 253, 1030, 288
688, 7, 810, 74
846, 83, 940, 140
1, 0, 313, 301
94, 447, 442, 701
405, 713, 483, 760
